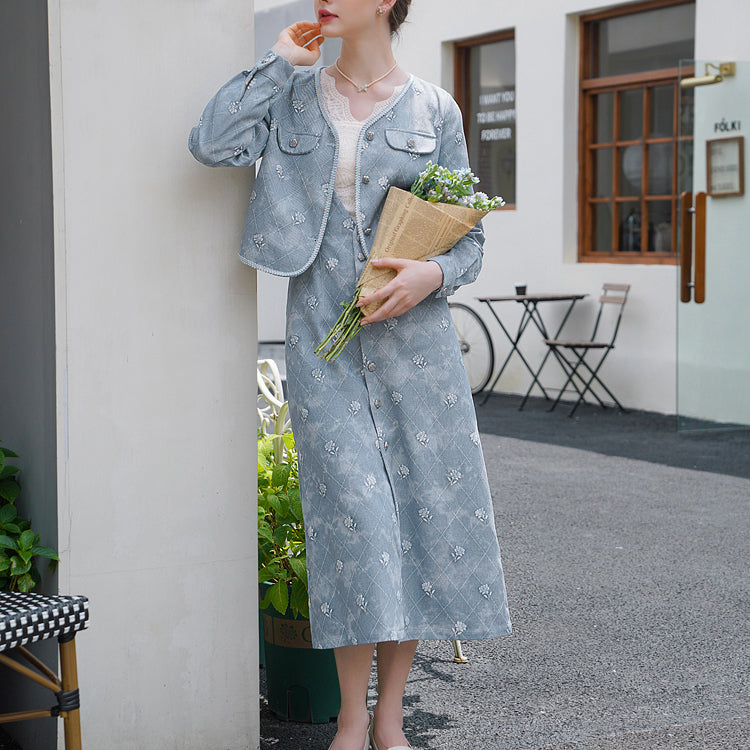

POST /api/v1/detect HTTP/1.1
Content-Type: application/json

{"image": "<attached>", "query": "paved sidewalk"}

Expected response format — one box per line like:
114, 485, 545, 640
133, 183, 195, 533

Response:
260, 396, 750, 749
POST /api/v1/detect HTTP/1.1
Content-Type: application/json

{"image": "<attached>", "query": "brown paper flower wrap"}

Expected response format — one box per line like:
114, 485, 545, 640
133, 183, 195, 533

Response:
357, 187, 487, 316
315, 187, 488, 360
315, 159, 504, 360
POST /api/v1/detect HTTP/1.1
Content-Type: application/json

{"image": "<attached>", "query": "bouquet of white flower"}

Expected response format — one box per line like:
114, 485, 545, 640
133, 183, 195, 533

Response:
315, 162, 503, 361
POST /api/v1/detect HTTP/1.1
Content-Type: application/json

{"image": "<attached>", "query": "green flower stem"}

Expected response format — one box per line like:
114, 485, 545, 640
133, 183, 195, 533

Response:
315, 287, 364, 361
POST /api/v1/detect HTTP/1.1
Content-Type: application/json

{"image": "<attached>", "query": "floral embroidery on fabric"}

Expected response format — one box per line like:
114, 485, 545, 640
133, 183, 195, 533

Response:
292, 99, 305, 114
312, 368, 324, 383
364, 474, 377, 492
343, 515, 357, 532
391, 391, 403, 404
253, 233, 265, 249
228, 100, 241, 114
383, 318, 398, 332
422, 581, 436, 597
355, 593, 368, 611
342, 217, 356, 230
401, 539, 412, 554
307, 295, 319, 310
320, 602, 333, 617
451, 545, 466, 561
470, 430, 481, 446
348, 400, 361, 416
447, 468, 463, 485
249, 190, 257, 204
292, 212, 306, 225
379, 551, 390, 567
318, 482, 327, 497
298, 406, 308, 423
307, 526, 318, 541
440, 318, 450, 332
397, 464, 410, 479
474, 508, 489, 524
418, 507, 433, 523
412, 354, 427, 369
288, 334, 299, 348
479, 583, 492, 599
416, 431, 429, 446
452, 621, 467, 637
336, 559, 344, 574
444, 393, 458, 407
378, 176, 390, 191
326, 257, 339, 271
269, 118, 279, 131
234, 145, 244, 156
455, 131, 464, 144
275, 165, 285, 179
324, 440, 338, 455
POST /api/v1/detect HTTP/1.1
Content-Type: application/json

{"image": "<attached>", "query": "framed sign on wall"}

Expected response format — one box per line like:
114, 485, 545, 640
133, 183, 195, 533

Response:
706, 136, 744, 197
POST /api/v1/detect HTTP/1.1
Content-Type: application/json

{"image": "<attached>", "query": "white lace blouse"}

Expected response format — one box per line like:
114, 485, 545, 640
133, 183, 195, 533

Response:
320, 69, 405, 216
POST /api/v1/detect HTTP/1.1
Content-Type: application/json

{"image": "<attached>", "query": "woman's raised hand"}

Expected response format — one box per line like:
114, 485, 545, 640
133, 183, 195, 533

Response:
271, 21, 324, 67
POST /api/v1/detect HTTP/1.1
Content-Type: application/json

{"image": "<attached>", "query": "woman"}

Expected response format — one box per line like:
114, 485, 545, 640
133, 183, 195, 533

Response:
189, 2, 511, 748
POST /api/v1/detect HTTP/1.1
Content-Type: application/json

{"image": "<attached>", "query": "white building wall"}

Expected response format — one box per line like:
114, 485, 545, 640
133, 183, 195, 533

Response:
255, 0, 750, 415
48, 1, 260, 748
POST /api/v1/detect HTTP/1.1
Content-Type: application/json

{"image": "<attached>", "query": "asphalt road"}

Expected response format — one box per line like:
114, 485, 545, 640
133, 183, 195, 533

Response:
260, 396, 750, 749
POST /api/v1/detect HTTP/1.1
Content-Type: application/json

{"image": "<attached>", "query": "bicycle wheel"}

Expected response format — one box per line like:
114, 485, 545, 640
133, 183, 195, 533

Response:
448, 302, 494, 394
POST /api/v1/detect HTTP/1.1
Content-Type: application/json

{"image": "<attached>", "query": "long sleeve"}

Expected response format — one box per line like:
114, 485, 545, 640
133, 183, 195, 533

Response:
188, 50, 294, 168
427, 96, 486, 298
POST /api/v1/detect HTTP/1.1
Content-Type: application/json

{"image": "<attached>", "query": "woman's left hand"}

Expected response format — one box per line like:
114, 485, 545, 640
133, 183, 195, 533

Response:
358, 258, 444, 324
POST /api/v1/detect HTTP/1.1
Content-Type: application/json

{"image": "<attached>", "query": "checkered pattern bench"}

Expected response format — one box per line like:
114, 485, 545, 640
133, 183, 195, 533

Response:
0, 592, 89, 750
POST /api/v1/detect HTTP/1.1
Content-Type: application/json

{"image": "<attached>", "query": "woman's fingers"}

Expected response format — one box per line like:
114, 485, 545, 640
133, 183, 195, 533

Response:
272, 21, 323, 65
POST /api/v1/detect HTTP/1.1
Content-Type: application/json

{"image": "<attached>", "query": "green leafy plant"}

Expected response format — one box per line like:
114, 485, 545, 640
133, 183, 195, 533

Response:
0, 443, 59, 592
257, 430, 309, 619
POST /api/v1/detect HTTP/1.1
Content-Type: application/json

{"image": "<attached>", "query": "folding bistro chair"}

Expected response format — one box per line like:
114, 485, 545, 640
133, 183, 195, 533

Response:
0, 592, 89, 750
544, 284, 630, 417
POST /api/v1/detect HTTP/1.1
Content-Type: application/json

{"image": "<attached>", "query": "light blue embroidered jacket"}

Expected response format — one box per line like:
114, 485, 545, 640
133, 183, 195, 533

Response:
188, 50, 484, 298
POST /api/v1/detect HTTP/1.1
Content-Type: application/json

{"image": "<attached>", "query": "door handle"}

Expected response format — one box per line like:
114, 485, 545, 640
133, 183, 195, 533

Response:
679, 191, 707, 304
694, 192, 706, 303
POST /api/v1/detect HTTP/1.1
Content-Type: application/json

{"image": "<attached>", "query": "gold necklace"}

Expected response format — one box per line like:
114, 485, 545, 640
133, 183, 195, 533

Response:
334, 59, 399, 93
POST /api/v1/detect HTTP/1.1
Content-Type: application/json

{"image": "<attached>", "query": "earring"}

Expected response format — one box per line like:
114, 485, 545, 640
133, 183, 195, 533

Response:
376, 6, 387, 15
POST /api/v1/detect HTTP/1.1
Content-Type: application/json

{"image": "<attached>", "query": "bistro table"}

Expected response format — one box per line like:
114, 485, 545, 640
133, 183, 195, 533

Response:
477, 293, 587, 408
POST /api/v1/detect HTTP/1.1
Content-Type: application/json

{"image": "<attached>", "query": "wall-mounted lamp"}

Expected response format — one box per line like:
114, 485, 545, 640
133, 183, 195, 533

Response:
680, 62, 736, 88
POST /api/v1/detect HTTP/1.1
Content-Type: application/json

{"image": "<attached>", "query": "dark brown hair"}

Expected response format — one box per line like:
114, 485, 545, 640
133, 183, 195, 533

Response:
389, 0, 411, 34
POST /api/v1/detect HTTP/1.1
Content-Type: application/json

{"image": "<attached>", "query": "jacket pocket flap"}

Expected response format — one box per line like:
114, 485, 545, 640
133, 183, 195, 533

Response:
277, 129, 320, 154
385, 129, 437, 154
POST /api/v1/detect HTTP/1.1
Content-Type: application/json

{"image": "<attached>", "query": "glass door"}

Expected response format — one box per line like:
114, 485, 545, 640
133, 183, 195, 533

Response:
677, 61, 750, 430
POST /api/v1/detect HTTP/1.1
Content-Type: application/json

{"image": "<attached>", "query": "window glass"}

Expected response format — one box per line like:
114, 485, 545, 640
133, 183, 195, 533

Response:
593, 4, 695, 77
463, 37, 516, 205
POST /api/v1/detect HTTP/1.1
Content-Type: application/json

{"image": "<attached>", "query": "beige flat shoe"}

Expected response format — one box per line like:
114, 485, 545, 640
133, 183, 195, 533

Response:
368, 720, 412, 750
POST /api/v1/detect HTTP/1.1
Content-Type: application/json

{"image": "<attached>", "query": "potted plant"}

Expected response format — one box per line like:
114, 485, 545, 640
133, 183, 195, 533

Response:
256, 360, 340, 723
0, 443, 59, 592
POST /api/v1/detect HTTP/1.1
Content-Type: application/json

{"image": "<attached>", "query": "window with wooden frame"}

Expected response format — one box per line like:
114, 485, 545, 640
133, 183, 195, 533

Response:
454, 30, 516, 208
579, 0, 695, 263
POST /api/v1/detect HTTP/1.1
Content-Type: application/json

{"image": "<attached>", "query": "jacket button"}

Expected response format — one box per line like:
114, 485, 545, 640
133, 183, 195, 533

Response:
364, 228, 372, 236
407, 137, 416, 148
368, 362, 377, 372
357, 252, 366, 261
366, 131, 375, 141
374, 399, 381, 408
362, 175, 370, 184
289, 138, 298, 148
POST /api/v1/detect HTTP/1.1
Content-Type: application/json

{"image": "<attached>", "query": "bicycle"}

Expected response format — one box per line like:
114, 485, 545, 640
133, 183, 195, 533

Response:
448, 302, 494, 395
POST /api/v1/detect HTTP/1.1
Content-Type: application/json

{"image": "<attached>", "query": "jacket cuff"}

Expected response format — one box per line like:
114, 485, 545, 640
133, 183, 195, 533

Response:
241, 49, 294, 94
428, 255, 456, 298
